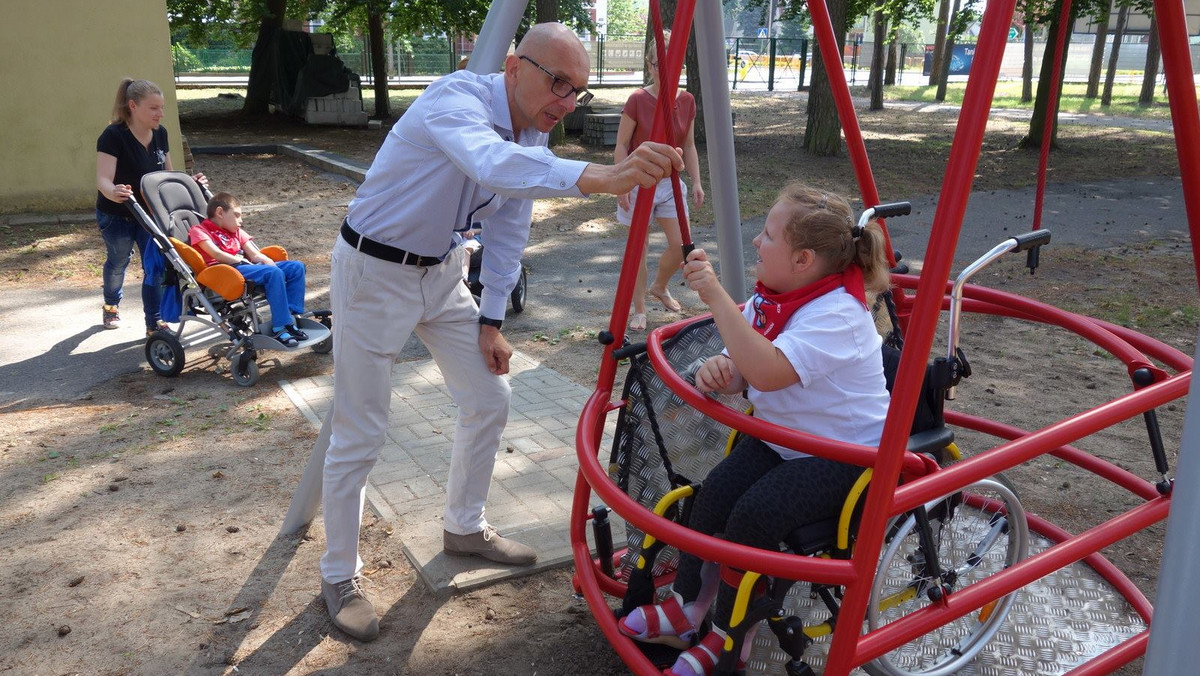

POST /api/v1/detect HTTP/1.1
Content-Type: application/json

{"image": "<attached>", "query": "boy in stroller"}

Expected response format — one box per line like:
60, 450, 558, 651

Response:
188, 192, 309, 347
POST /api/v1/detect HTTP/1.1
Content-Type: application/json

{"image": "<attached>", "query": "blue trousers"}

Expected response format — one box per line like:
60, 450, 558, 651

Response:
238, 259, 307, 329
97, 209, 163, 329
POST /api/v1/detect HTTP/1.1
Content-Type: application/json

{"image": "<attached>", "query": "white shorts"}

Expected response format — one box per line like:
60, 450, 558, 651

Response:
617, 176, 689, 225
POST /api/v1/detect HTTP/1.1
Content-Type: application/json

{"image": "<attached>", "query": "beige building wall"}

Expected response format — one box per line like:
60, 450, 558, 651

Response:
0, 0, 181, 214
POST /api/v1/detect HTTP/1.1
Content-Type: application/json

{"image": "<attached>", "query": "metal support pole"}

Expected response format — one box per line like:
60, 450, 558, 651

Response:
466, 0, 525, 74
768, 37, 777, 91
1143, 329, 1200, 674
694, 0, 746, 301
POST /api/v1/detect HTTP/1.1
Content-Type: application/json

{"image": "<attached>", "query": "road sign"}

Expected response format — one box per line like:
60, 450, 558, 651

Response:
757, 27, 768, 38
1009, 26, 1020, 41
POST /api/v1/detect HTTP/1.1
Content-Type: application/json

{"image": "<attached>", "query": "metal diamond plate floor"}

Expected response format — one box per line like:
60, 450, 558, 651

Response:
746, 531, 1147, 675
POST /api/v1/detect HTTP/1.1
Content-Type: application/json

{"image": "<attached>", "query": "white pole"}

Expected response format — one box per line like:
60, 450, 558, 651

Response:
1143, 327, 1200, 673
466, 0, 525, 74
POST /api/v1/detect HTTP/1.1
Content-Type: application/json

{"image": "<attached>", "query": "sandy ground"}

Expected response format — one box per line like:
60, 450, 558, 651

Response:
0, 94, 1196, 675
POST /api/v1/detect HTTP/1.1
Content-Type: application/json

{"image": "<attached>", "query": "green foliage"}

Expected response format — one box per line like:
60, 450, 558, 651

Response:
607, 0, 647, 35
172, 43, 202, 73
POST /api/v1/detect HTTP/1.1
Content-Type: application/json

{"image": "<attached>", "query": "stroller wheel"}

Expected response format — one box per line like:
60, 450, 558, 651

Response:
312, 314, 333, 354
230, 350, 260, 387
145, 332, 185, 377
511, 267, 527, 314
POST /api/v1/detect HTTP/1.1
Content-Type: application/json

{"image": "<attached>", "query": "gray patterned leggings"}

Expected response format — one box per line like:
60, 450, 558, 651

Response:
672, 435, 865, 631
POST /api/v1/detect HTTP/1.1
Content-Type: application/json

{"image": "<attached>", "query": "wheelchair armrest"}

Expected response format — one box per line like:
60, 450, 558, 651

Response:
259, 245, 289, 262
908, 427, 955, 458
195, 264, 247, 301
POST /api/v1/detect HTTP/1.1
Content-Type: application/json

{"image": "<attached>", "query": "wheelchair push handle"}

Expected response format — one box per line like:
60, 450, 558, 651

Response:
1010, 229, 1051, 252
864, 202, 912, 222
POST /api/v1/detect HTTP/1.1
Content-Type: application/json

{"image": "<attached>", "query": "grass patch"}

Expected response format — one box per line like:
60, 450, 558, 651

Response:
886, 81, 1175, 119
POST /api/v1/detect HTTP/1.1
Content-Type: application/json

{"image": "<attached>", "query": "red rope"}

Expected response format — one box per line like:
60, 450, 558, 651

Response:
647, 0, 695, 256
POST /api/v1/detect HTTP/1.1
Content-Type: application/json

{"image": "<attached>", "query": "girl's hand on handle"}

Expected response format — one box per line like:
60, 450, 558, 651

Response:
192, 173, 209, 188
112, 184, 133, 202
682, 248, 722, 306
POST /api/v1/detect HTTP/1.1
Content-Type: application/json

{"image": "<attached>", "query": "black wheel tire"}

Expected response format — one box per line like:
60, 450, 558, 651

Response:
230, 351, 260, 387
511, 267, 527, 314
145, 332, 185, 377
312, 314, 333, 354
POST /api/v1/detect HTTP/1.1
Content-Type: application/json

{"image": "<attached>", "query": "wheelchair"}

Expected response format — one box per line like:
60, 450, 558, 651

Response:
125, 171, 332, 386
597, 209, 1050, 675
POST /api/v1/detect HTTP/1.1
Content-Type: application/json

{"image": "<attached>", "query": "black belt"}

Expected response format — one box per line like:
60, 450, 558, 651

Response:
341, 221, 443, 267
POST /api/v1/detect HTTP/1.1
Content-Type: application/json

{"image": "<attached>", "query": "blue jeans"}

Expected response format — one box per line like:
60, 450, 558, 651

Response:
238, 259, 307, 330
97, 209, 162, 328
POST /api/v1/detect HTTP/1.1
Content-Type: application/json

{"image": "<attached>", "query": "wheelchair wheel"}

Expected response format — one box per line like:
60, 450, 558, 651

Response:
511, 267, 527, 313
230, 350, 260, 387
864, 475, 1029, 676
145, 332, 185, 377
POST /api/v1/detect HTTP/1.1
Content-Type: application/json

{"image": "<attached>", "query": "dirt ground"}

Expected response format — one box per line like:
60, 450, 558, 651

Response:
0, 90, 1196, 675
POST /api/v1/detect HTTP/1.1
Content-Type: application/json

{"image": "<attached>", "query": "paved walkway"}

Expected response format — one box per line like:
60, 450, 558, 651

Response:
278, 350, 623, 591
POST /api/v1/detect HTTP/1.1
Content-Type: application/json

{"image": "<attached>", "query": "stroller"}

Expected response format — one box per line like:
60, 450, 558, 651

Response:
124, 170, 332, 387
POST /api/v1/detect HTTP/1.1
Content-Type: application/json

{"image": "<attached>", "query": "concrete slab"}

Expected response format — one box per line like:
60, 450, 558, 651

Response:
280, 348, 626, 592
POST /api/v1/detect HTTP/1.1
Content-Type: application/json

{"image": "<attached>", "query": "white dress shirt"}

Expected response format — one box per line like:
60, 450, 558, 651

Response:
345, 71, 589, 321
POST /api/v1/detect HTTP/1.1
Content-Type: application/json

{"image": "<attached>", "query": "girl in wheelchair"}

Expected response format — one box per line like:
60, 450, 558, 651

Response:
617, 183, 891, 676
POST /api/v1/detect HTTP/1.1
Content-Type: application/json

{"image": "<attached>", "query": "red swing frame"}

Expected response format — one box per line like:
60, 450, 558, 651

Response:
569, 0, 1200, 672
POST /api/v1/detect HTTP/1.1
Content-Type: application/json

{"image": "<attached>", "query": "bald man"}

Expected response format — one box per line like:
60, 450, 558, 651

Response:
318, 22, 684, 641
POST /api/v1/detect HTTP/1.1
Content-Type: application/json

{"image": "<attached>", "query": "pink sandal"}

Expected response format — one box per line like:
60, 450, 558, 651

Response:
617, 594, 697, 650
665, 630, 744, 676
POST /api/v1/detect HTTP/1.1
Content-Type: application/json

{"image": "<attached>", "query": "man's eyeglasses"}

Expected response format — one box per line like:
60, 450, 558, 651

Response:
519, 55, 594, 106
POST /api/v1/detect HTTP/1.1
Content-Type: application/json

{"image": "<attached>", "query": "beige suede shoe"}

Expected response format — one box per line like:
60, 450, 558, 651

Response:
443, 526, 537, 566
321, 576, 380, 641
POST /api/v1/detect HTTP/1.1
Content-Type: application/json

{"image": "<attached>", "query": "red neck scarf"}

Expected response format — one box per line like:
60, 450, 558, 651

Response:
750, 265, 867, 340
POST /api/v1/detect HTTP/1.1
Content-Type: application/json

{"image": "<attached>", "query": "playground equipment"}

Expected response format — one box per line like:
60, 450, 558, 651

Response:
543, 0, 1200, 671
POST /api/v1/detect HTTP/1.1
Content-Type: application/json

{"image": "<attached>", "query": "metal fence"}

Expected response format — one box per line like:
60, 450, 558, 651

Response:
173, 34, 1200, 90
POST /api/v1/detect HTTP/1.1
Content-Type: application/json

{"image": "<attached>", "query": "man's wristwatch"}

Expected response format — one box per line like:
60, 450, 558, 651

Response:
478, 316, 503, 330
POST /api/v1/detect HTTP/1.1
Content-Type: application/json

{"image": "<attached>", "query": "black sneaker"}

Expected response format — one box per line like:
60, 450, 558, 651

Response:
286, 324, 309, 341
272, 327, 299, 348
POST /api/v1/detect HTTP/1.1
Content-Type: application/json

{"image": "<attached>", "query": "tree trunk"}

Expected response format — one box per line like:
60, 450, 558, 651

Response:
930, 0, 951, 86
1022, 4, 1076, 149
243, 0, 288, 115
869, 7, 886, 110
686, 33, 704, 143
1085, 1, 1112, 99
804, 0, 849, 156
935, 0, 962, 102
1022, 23, 1034, 102
884, 22, 900, 86
1101, 4, 1129, 106
1139, 16, 1160, 105
368, 8, 389, 119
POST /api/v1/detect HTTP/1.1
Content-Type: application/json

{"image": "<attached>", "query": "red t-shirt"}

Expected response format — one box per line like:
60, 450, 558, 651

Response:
621, 88, 696, 154
188, 219, 254, 267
